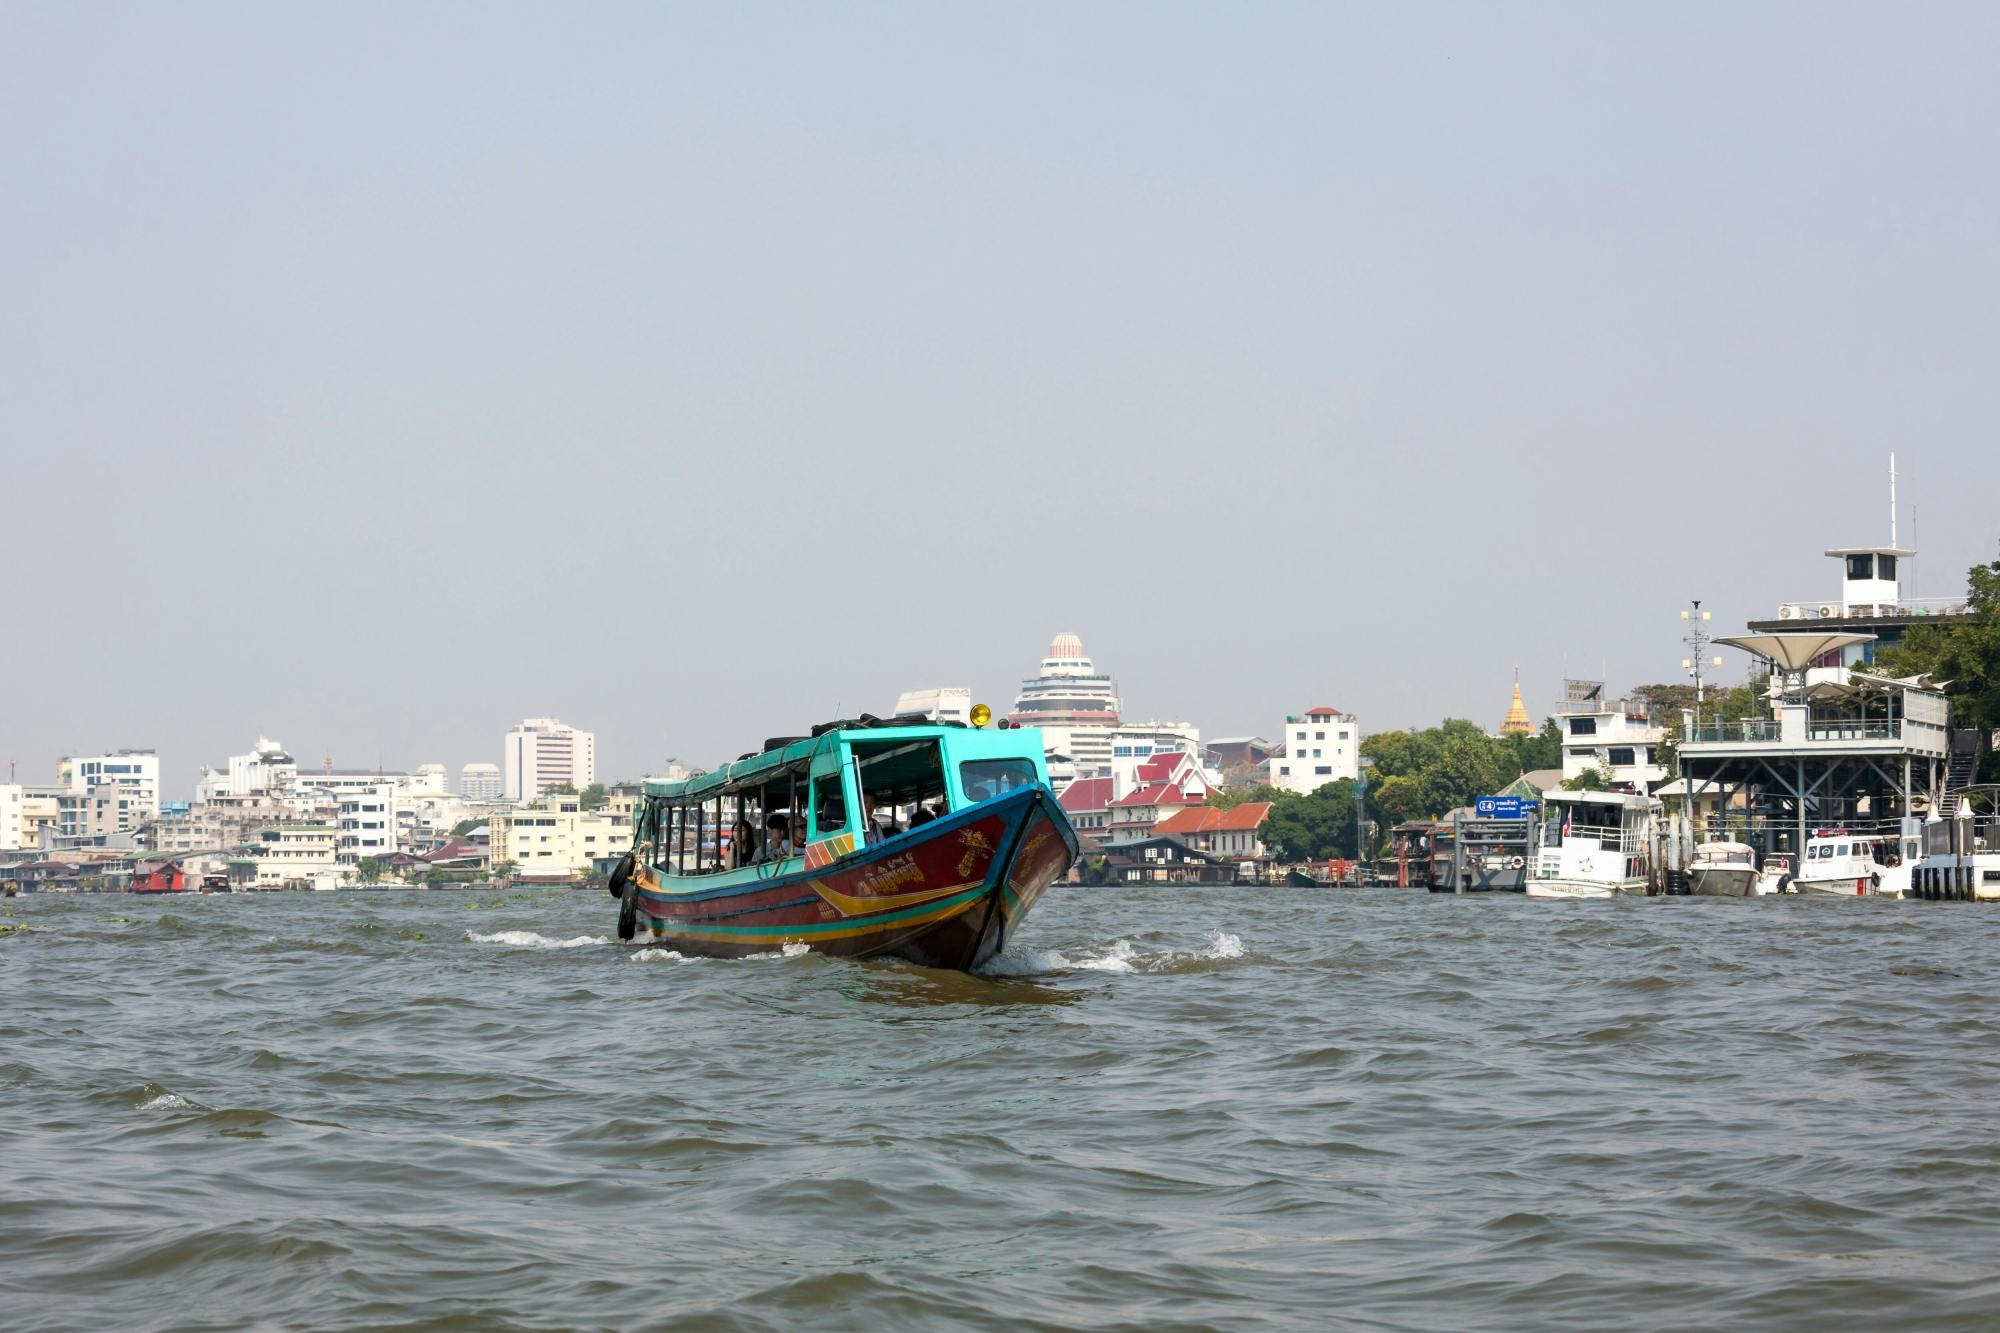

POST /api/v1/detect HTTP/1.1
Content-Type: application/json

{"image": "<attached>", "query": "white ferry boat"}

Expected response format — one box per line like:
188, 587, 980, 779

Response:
1526, 792, 1663, 899
1910, 790, 2000, 901
1687, 840, 1759, 897
1791, 821, 1920, 897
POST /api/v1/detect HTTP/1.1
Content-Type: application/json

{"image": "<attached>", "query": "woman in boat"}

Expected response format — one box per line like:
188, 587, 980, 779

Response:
728, 818, 759, 869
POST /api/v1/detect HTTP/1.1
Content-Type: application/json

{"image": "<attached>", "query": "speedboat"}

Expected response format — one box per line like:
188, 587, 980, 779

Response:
611, 713, 1078, 969
1688, 840, 1759, 897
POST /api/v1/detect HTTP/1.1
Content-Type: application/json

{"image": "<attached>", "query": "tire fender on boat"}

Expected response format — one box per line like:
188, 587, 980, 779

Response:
607, 851, 634, 900
617, 877, 639, 941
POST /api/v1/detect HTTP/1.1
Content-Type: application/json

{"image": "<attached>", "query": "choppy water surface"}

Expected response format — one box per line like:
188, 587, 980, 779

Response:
6, 887, 2000, 1330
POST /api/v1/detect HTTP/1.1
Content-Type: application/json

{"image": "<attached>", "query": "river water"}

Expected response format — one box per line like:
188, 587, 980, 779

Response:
5, 885, 1999, 1330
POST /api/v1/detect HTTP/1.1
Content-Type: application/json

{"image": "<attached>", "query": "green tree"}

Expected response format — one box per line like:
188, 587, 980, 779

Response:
1498, 717, 1563, 775
356, 857, 385, 884
1562, 767, 1608, 791
546, 783, 577, 796
1261, 781, 1362, 860
1370, 774, 1427, 825
450, 817, 485, 837
1878, 558, 2000, 775
494, 859, 518, 883
579, 783, 608, 811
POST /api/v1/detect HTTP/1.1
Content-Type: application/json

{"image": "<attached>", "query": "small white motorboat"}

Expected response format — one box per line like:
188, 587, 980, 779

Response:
1688, 840, 1759, 897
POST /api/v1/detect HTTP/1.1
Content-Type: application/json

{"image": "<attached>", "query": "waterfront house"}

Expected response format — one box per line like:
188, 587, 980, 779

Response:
1269, 707, 1360, 794
1153, 802, 1275, 862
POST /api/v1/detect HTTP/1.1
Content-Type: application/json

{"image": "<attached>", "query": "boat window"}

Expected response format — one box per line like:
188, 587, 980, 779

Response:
961, 759, 1037, 804
752, 766, 806, 863
812, 773, 848, 841
851, 739, 949, 838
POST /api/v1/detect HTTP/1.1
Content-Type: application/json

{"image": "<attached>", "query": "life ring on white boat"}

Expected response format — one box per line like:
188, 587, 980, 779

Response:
607, 851, 635, 899
1509, 856, 1525, 870
1577, 857, 1594, 874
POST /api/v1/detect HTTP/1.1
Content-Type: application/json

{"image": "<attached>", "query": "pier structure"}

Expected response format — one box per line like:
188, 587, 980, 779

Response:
1676, 630, 1959, 859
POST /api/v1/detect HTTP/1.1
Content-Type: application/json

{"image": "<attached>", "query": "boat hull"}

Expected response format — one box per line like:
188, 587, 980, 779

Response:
1792, 874, 1896, 898
1524, 877, 1647, 900
630, 785, 1077, 970
1689, 866, 1759, 898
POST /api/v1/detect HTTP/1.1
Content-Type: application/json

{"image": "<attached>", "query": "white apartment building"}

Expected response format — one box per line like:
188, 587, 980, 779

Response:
460, 763, 504, 801
58, 750, 160, 831
292, 768, 411, 799
1269, 707, 1360, 794
410, 763, 449, 795
503, 718, 596, 801
488, 792, 631, 879
227, 738, 298, 796
892, 687, 974, 725
336, 784, 398, 864
251, 823, 340, 887
1557, 688, 1668, 791
0, 784, 21, 851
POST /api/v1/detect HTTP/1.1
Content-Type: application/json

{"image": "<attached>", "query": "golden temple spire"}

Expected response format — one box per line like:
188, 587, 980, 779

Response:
1499, 666, 1534, 736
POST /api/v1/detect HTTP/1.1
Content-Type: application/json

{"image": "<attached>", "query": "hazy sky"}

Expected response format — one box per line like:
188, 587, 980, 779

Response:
5, 3, 1997, 795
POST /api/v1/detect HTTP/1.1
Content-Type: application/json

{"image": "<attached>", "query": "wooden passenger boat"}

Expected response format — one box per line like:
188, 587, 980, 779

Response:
608, 715, 1079, 970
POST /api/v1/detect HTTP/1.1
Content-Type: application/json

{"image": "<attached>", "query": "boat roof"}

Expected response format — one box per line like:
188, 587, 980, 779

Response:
641, 718, 1021, 800
1695, 840, 1756, 853
1825, 546, 1915, 557
1545, 790, 1657, 809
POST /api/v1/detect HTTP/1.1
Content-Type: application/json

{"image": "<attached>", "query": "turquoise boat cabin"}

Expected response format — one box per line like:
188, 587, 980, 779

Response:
636, 718, 1054, 878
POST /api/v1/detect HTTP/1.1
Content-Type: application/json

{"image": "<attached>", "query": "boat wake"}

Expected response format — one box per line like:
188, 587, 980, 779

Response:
466, 930, 612, 950
983, 930, 1247, 977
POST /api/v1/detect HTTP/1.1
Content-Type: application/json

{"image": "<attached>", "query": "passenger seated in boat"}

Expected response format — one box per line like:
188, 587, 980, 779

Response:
757, 813, 795, 862
909, 803, 941, 828
728, 819, 758, 868
866, 794, 902, 840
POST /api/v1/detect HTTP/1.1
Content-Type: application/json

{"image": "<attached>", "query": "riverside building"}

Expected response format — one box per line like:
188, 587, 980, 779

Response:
1269, 707, 1359, 794
57, 750, 160, 832
503, 718, 596, 800
1005, 633, 1122, 778
1555, 680, 1668, 791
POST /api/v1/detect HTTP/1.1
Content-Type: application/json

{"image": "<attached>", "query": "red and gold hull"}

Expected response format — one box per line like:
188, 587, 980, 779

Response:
630, 786, 1076, 970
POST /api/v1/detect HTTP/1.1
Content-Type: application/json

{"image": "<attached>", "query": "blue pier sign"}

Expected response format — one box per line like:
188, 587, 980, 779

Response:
1475, 796, 1539, 819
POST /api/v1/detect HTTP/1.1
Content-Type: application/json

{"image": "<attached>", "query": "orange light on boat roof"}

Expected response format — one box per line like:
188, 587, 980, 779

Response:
969, 703, 992, 729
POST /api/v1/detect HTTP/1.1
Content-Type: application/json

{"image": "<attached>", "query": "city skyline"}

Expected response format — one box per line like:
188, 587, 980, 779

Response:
5, 7, 1996, 797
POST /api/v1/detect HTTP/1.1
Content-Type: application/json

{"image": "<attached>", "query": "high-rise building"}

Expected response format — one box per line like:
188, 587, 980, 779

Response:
57, 750, 160, 832
503, 719, 595, 801
1005, 633, 1122, 777
892, 687, 973, 725
460, 763, 503, 801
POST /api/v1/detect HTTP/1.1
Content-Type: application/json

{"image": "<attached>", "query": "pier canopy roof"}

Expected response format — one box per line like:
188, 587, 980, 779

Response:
1714, 631, 1875, 673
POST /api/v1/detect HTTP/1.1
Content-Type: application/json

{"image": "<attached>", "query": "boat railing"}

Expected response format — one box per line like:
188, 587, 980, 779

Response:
1771, 597, 1970, 621
1554, 822, 1640, 852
